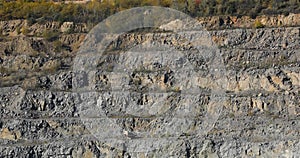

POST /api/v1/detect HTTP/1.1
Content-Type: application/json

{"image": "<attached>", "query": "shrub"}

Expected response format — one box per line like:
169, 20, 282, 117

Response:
42, 30, 60, 42
160, 0, 172, 7
16, 27, 21, 35
21, 26, 29, 35
249, 11, 258, 19
254, 20, 265, 28
53, 40, 63, 52
26, 17, 36, 26
225, 1, 237, 15
65, 27, 75, 34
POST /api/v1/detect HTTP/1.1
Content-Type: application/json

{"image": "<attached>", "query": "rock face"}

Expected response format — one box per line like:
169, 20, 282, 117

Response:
198, 13, 300, 29
0, 20, 89, 36
0, 17, 299, 157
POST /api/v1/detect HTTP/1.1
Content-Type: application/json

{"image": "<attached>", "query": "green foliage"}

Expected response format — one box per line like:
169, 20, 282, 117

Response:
53, 40, 63, 52
16, 27, 21, 35
21, 26, 30, 35
26, 17, 36, 26
0, 0, 299, 24
254, 20, 265, 28
65, 26, 75, 34
160, 0, 173, 7
0, 27, 4, 38
42, 30, 59, 42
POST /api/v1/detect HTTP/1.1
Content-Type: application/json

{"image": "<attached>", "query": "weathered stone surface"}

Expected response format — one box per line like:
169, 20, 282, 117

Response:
198, 13, 300, 29
0, 17, 299, 157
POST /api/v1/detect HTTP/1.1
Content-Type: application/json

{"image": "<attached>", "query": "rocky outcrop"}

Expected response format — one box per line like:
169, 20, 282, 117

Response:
0, 20, 89, 37
0, 17, 299, 157
1, 13, 299, 37
198, 13, 300, 29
